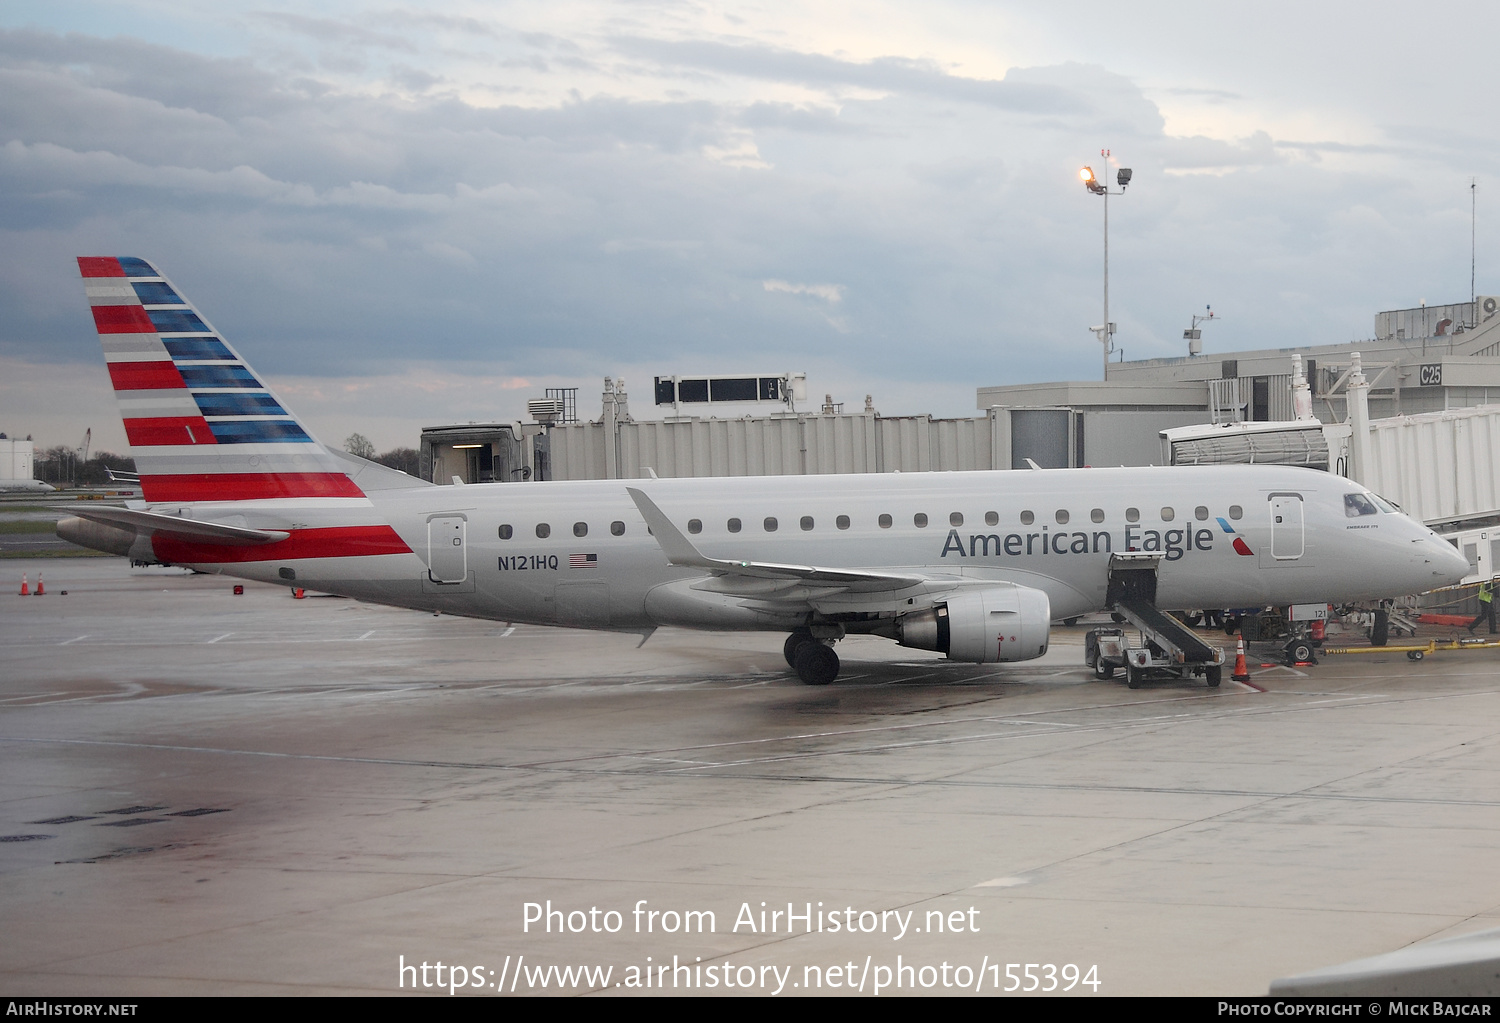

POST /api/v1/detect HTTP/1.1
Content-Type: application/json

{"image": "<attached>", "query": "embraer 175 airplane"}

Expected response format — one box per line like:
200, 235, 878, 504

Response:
58, 257, 1470, 685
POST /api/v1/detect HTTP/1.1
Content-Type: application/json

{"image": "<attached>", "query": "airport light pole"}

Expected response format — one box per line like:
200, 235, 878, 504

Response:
1081, 152, 1131, 380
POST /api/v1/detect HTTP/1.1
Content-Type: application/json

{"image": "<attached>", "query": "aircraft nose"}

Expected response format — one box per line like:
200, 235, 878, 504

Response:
1423, 537, 1471, 586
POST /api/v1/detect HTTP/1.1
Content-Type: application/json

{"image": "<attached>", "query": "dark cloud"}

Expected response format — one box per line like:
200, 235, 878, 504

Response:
611, 36, 1089, 116
1161, 86, 1242, 102
739, 102, 865, 135
251, 12, 417, 53
376, 11, 502, 40
0, 24, 1492, 413
388, 63, 443, 92
0, 29, 291, 122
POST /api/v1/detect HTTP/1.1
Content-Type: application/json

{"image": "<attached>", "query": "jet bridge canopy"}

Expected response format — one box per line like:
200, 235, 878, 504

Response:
1163, 421, 1331, 470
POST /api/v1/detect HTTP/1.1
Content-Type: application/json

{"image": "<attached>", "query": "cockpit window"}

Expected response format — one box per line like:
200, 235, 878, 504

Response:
1344, 493, 1379, 517
1370, 493, 1397, 513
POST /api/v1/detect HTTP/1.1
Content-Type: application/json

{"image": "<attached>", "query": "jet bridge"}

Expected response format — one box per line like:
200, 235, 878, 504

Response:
1089, 553, 1225, 688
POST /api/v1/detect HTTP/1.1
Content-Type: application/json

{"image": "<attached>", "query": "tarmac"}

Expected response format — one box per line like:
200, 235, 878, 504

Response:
3, 559, 1500, 996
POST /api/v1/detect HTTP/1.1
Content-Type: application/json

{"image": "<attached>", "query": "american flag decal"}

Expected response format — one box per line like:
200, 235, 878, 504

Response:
569, 553, 598, 568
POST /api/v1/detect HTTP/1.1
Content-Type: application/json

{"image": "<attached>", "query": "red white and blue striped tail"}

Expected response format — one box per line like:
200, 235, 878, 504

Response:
79, 256, 366, 504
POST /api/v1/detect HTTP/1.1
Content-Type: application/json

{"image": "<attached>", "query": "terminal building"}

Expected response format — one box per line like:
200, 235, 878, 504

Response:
0, 436, 35, 484
417, 298, 1500, 564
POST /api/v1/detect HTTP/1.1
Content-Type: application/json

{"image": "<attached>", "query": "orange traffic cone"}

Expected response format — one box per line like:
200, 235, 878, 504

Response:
1231, 636, 1251, 683
18, 573, 28, 596
34, 573, 44, 596
292, 588, 306, 599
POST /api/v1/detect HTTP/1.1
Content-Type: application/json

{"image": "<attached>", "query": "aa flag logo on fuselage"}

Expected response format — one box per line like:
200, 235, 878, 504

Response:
1217, 517, 1255, 556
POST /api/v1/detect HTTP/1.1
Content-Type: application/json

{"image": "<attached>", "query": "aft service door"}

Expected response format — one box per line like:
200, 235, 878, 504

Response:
427, 515, 467, 583
1269, 493, 1304, 560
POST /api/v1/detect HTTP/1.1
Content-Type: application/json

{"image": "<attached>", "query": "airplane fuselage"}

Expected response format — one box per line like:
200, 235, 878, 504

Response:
65, 255, 1473, 684
151, 464, 1464, 631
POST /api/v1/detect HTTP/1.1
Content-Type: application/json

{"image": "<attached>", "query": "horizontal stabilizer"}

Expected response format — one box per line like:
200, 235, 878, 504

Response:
72, 507, 289, 546
626, 487, 925, 593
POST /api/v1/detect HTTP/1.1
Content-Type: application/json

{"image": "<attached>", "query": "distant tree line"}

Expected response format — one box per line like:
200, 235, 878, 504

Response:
346, 433, 419, 477
30, 436, 417, 486
34, 448, 135, 486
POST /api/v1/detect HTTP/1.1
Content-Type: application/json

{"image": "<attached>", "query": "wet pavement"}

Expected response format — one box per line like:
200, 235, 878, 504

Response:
3, 561, 1499, 996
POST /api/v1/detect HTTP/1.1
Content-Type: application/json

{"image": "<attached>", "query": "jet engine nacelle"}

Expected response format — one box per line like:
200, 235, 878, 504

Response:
895, 584, 1051, 663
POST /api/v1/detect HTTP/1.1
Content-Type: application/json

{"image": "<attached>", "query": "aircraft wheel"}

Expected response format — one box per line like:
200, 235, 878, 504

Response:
1125, 662, 1142, 689
794, 642, 840, 686
1110, 612, 1126, 624
1094, 659, 1115, 680
1370, 610, 1390, 647
1205, 665, 1222, 688
1407, 650, 1424, 661
1287, 640, 1314, 664
1183, 611, 1204, 627
783, 629, 814, 668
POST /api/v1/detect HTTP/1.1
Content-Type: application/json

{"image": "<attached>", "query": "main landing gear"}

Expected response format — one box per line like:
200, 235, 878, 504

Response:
784, 628, 840, 685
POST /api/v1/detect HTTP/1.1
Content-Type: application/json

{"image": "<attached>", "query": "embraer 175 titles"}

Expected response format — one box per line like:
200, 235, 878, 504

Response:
58, 257, 1470, 684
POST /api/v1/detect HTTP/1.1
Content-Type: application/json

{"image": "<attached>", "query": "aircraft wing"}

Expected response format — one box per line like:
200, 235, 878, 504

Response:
71, 507, 289, 546
626, 487, 928, 598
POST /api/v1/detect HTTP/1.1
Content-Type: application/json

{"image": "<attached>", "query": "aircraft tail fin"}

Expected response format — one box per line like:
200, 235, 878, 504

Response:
78, 256, 367, 504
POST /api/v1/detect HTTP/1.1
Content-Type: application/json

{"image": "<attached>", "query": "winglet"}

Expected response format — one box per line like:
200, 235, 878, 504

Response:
626, 487, 717, 568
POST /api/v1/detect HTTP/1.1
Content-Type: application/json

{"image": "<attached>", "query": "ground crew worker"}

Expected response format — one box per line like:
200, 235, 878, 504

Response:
1468, 579, 1496, 635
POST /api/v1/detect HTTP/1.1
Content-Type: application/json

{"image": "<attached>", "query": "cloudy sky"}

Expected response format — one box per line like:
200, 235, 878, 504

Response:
2, 1, 1495, 454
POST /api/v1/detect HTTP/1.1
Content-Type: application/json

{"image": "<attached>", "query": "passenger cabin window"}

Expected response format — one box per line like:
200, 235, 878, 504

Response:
1091, 509, 1104, 523
1228, 505, 1243, 520
950, 512, 964, 527
1055, 509, 1069, 525
499, 524, 513, 540
1020, 510, 1035, 525
764, 517, 778, 532
800, 516, 814, 531
985, 511, 999, 526
836, 515, 850, 530
1126, 508, 1140, 523
1195, 506, 1209, 521
727, 518, 742, 533
536, 523, 551, 539
688, 518, 703, 534
878, 514, 893, 528
610, 521, 625, 536
1161, 507, 1175, 522
1344, 493, 1379, 517
573, 522, 588, 537
914, 513, 928, 528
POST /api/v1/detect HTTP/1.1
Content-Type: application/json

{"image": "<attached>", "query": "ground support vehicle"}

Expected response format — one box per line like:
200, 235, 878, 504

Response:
1322, 636, 1500, 662
1086, 554, 1226, 689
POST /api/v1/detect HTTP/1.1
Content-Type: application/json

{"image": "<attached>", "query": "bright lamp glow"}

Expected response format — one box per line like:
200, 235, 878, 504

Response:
1080, 166, 1095, 183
